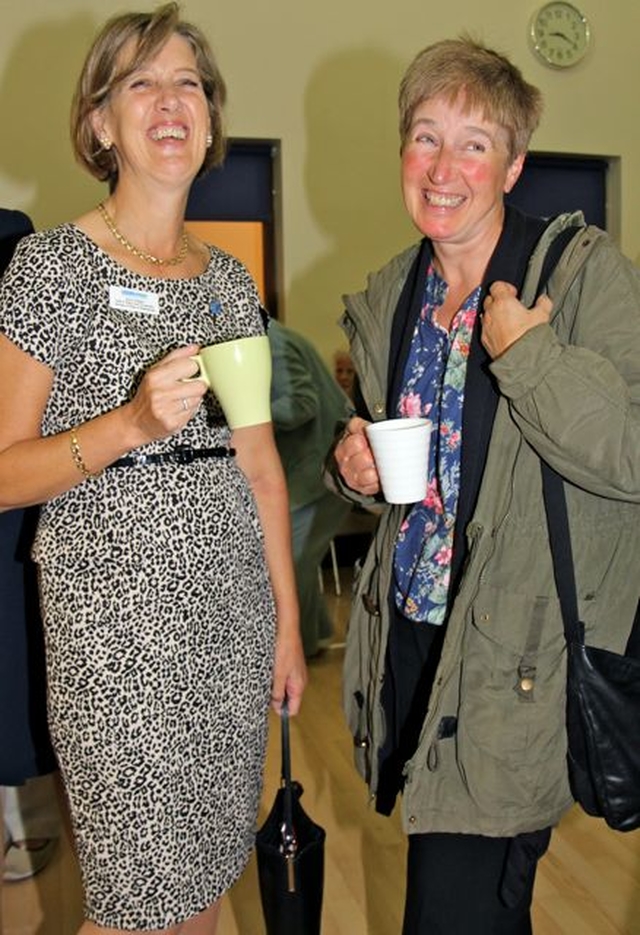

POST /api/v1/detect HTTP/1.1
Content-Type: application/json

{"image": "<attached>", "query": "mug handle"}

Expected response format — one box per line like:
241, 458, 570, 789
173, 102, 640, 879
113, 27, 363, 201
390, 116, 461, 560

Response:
182, 354, 209, 386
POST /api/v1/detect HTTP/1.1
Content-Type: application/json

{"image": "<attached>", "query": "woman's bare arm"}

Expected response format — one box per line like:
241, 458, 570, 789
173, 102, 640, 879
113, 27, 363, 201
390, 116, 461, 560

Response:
233, 421, 307, 715
0, 335, 206, 510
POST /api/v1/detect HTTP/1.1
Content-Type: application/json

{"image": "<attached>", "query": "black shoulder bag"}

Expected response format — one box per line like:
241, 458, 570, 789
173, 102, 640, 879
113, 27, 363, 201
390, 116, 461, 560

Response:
256, 699, 326, 934
533, 221, 640, 832
541, 462, 640, 831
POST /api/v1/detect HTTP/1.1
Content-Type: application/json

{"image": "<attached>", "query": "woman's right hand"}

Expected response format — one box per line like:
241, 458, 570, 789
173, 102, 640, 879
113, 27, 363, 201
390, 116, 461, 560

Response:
126, 344, 208, 443
334, 416, 381, 497
0, 340, 207, 510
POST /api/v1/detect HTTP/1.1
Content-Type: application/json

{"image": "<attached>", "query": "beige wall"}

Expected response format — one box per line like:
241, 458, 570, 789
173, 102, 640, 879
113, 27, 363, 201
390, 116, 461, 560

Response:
1, 0, 638, 362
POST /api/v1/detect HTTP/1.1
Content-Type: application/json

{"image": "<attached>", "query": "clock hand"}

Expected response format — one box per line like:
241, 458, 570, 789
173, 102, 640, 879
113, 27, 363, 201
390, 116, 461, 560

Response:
549, 30, 578, 48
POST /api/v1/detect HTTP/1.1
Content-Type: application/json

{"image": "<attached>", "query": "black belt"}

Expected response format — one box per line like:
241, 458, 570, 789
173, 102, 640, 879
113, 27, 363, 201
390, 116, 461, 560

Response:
108, 445, 235, 469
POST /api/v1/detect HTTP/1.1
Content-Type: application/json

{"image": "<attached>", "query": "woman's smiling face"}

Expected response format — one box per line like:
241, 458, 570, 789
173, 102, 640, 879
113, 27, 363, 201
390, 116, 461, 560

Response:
93, 32, 211, 190
400, 94, 524, 251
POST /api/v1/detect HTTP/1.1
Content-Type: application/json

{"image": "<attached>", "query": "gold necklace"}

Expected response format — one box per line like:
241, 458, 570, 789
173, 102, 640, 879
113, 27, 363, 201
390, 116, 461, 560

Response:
97, 201, 189, 267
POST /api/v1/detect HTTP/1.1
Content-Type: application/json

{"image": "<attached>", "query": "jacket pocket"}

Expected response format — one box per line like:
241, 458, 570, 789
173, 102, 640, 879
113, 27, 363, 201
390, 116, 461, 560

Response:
456, 584, 567, 815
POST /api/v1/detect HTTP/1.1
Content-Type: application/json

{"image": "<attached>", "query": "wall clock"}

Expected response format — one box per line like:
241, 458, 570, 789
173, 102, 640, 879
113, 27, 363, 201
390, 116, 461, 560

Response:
530, 2, 591, 68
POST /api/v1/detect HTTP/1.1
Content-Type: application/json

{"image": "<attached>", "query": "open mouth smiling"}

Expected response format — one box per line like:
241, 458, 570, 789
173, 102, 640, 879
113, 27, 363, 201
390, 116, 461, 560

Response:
150, 125, 188, 141
424, 191, 465, 208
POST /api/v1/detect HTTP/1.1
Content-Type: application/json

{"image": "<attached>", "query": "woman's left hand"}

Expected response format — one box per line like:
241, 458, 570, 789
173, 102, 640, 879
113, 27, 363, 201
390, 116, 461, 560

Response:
482, 281, 553, 359
271, 626, 307, 717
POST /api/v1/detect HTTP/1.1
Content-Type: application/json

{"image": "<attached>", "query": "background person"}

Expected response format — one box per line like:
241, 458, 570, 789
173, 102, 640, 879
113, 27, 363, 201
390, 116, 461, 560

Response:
1, 208, 60, 901
330, 37, 640, 934
0, 5, 305, 934
269, 319, 351, 657
332, 347, 355, 401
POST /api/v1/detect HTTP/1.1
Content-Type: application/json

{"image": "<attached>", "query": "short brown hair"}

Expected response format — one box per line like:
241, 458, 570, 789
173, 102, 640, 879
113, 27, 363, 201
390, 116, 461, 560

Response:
71, 2, 226, 185
398, 37, 543, 160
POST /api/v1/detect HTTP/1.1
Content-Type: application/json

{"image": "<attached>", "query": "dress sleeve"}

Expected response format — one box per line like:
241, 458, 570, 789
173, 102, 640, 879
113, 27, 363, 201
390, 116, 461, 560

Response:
0, 233, 69, 369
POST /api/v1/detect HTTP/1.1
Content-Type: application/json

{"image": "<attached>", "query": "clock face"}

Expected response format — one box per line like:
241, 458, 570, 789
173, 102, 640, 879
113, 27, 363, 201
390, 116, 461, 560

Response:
531, 2, 590, 68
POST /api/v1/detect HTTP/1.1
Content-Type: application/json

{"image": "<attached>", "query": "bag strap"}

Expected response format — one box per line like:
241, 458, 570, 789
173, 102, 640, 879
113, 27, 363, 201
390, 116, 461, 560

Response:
280, 696, 292, 787
531, 221, 586, 648
279, 698, 298, 888
540, 462, 584, 646
535, 223, 581, 300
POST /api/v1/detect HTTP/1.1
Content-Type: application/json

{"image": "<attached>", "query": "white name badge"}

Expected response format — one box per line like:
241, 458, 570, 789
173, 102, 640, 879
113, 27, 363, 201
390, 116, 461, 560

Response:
109, 285, 160, 316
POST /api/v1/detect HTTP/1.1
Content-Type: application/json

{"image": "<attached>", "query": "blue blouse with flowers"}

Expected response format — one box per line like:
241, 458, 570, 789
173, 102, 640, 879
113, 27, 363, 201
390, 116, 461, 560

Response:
393, 264, 480, 625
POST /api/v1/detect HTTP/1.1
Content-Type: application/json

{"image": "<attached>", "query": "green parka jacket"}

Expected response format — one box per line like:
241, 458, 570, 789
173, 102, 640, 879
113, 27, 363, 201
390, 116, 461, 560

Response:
336, 212, 640, 837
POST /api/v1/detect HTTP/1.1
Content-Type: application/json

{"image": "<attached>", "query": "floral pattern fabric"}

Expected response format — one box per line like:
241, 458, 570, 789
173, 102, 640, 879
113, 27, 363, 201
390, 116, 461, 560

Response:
393, 265, 480, 624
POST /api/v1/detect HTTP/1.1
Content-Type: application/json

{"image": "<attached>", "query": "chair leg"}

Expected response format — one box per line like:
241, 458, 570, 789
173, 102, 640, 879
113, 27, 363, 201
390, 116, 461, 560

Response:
329, 539, 341, 597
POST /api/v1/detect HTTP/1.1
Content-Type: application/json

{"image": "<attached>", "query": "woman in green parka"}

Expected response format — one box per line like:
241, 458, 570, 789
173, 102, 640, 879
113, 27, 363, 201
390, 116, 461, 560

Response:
330, 37, 640, 935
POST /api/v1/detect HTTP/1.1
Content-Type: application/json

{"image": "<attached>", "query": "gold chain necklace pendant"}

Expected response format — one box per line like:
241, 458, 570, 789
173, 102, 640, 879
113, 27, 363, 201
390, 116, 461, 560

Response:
97, 202, 189, 267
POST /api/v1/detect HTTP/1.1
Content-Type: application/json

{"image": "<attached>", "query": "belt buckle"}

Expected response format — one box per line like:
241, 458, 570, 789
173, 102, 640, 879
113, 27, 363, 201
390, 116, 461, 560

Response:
174, 445, 194, 465
130, 451, 149, 468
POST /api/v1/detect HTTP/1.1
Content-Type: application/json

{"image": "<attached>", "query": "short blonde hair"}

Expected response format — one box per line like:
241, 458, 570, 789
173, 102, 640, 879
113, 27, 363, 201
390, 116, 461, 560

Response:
71, 2, 226, 185
398, 37, 543, 160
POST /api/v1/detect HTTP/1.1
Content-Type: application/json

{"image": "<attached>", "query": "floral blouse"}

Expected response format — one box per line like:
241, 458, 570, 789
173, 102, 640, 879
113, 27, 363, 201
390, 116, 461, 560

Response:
393, 265, 480, 624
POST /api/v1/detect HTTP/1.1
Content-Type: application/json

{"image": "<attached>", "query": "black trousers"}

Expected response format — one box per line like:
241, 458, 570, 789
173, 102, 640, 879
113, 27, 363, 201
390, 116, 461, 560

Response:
0, 507, 55, 784
402, 830, 547, 935
379, 605, 550, 934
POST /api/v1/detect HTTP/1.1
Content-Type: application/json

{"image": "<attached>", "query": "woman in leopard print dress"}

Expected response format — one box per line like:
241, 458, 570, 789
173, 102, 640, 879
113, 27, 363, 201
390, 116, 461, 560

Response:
0, 5, 306, 933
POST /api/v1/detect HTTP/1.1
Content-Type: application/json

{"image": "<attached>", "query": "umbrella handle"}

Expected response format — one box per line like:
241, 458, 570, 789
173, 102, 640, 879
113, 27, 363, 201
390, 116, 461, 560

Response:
279, 697, 298, 891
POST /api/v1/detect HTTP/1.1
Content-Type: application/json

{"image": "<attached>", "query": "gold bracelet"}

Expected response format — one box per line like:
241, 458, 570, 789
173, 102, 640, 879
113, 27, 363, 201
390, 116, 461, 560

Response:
69, 428, 102, 480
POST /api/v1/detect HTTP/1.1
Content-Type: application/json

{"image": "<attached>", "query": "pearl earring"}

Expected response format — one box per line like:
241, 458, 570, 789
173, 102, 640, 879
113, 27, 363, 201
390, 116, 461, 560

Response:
100, 136, 112, 151
205, 132, 213, 148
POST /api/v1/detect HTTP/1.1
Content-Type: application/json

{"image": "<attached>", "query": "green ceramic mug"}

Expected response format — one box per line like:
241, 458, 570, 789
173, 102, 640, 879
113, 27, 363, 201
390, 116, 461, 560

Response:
189, 334, 272, 429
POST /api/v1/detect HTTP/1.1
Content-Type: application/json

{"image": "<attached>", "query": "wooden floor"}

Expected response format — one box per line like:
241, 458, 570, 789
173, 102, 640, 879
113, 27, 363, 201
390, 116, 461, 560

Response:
3, 566, 640, 935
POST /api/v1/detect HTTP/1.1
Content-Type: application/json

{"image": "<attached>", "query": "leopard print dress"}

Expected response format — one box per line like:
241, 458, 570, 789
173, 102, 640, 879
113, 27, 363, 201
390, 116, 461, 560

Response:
0, 225, 276, 929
